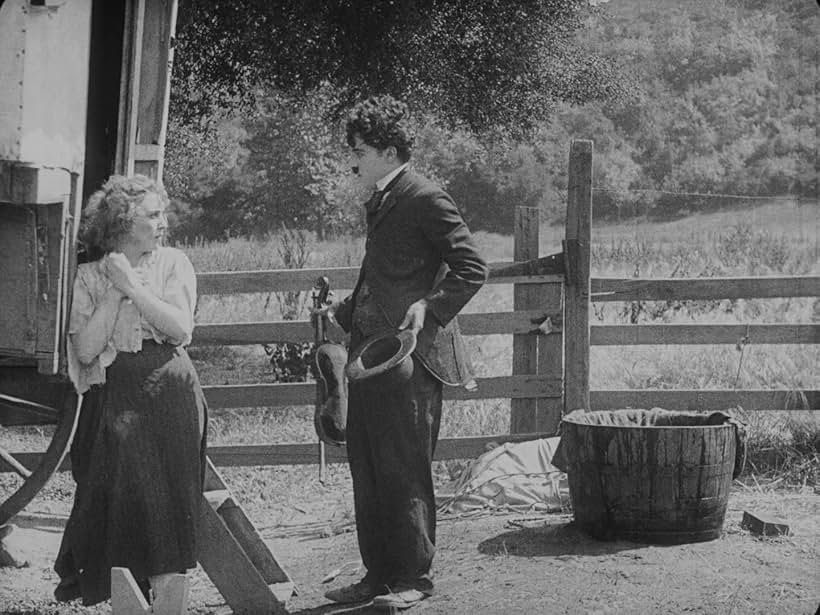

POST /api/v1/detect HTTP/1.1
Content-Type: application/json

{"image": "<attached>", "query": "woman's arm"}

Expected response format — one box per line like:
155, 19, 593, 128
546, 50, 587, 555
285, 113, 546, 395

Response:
127, 284, 191, 344
107, 252, 193, 344
71, 286, 125, 364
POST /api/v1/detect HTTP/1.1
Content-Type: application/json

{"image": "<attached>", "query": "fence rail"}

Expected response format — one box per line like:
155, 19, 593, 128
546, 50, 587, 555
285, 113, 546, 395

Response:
201, 375, 562, 410
8, 432, 552, 472
592, 276, 820, 301
590, 323, 819, 345
590, 389, 819, 412
198, 269, 819, 300
193, 310, 550, 345
197, 263, 563, 295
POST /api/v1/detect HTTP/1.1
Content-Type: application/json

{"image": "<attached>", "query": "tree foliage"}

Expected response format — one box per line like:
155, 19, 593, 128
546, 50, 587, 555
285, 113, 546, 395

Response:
172, 0, 627, 134
165, 0, 818, 240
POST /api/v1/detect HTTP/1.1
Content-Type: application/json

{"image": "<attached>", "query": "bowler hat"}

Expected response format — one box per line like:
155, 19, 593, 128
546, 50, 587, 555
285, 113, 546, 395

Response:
345, 329, 417, 383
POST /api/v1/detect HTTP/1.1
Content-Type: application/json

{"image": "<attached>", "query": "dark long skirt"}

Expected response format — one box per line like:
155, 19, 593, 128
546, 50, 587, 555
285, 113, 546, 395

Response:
55, 341, 207, 606
346, 356, 442, 593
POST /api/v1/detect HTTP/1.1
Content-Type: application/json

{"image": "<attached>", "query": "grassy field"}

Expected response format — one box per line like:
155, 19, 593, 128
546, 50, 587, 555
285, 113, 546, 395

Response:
2, 200, 818, 489
174, 199, 820, 485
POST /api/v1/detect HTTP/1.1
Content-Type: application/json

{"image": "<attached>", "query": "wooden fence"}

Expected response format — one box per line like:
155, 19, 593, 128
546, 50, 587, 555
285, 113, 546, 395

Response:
190, 140, 819, 469
5, 140, 819, 474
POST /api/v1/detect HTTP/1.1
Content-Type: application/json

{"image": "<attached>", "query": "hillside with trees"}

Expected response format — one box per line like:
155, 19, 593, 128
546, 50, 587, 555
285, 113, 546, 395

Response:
164, 0, 818, 240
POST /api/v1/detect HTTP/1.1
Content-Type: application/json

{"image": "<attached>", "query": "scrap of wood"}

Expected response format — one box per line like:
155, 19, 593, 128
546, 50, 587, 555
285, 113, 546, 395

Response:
0, 524, 29, 568
111, 568, 150, 615
741, 511, 790, 536
321, 559, 362, 584
151, 574, 190, 615
197, 497, 288, 614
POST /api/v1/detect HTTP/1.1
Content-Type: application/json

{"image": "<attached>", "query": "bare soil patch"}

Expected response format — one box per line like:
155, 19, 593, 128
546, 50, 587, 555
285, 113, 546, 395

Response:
1, 472, 818, 615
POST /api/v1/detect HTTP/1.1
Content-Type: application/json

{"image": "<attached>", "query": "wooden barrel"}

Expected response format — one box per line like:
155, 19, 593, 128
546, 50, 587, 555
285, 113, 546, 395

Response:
560, 409, 738, 544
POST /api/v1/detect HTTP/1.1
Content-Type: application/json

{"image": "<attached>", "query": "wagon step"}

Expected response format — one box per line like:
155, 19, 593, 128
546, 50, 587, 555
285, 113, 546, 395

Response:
199, 458, 295, 614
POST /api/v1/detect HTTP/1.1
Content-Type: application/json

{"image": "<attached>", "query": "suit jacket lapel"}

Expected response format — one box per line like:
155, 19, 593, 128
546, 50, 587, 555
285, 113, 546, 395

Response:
367, 170, 411, 234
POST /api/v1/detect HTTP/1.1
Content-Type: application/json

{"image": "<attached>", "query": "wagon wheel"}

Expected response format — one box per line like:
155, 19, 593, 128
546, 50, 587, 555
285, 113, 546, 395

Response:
0, 391, 81, 526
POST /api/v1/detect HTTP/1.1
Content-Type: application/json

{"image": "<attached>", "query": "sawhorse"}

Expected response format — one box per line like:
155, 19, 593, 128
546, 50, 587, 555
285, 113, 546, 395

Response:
199, 458, 295, 613
113, 457, 295, 614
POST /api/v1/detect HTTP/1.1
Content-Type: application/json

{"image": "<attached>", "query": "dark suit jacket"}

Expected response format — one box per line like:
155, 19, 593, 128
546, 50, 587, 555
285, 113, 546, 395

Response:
335, 170, 488, 386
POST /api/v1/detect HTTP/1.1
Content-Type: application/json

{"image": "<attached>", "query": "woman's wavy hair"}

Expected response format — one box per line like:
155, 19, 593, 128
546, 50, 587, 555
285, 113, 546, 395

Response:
79, 174, 169, 261
345, 95, 415, 162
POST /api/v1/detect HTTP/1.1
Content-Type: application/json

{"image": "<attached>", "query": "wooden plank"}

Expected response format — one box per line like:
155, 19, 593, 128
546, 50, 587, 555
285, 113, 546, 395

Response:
57, 181, 78, 377
34, 200, 67, 373
207, 433, 557, 467
11, 390, 820, 473
536, 282, 564, 435
196, 495, 288, 614
190, 310, 552, 345
203, 460, 292, 585
589, 389, 820, 412
195, 264, 564, 295
111, 567, 151, 614
133, 143, 162, 161
591, 324, 820, 346
136, 0, 171, 145
0, 205, 37, 356
201, 375, 562, 409
564, 139, 593, 413
133, 0, 177, 182
592, 276, 820, 302
7, 433, 552, 470
156, 0, 179, 183
511, 206, 540, 433
115, 0, 145, 176
196, 271, 819, 300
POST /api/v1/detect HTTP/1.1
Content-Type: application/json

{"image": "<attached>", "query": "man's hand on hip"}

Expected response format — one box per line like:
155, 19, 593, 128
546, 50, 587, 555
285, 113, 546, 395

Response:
399, 299, 428, 333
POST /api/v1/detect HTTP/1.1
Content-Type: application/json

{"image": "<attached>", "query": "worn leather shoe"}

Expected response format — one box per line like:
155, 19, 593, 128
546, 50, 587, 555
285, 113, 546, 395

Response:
53, 579, 81, 603
324, 580, 387, 604
372, 588, 429, 610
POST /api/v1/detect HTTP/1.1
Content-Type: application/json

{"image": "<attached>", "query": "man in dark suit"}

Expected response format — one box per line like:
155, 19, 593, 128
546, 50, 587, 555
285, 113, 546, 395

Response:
322, 95, 488, 611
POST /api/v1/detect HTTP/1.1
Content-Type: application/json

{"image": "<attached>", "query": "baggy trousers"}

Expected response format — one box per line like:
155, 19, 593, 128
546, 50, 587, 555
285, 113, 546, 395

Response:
346, 356, 443, 592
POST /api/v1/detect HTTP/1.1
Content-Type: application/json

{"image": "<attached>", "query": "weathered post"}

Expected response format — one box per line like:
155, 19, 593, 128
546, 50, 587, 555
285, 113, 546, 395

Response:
117, 0, 178, 181
510, 207, 563, 434
511, 206, 539, 433
564, 140, 593, 413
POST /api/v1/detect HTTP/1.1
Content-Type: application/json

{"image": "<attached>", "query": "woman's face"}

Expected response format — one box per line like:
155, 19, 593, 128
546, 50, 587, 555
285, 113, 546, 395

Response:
126, 192, 168, 253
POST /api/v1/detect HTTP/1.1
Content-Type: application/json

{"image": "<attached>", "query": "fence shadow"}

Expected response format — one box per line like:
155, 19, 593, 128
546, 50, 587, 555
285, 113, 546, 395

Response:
478, 520, 646, 558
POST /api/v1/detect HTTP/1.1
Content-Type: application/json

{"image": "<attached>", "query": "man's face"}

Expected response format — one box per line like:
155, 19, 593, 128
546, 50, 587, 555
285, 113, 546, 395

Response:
349, 134, 398, 190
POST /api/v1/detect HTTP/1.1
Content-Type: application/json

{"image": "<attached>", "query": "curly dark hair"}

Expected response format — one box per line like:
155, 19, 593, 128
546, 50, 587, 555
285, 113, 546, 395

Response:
79, 174, 169, 260
345, 95, 415, 162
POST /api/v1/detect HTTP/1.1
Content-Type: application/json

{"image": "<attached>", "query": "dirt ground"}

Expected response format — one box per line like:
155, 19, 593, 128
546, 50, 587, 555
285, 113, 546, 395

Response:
1, 480, 818, 615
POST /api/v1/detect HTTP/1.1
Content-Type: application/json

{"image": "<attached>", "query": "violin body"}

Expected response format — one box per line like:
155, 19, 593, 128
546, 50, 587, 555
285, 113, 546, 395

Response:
313, 341, 348, 446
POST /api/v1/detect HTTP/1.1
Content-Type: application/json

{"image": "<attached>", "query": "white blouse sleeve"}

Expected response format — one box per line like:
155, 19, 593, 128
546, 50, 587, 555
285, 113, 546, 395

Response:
161, 249, 197, 344
67, 265, 111, 393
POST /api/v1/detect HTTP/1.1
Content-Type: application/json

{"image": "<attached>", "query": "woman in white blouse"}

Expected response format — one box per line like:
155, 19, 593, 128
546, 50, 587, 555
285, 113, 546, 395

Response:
54, 175, 206, 607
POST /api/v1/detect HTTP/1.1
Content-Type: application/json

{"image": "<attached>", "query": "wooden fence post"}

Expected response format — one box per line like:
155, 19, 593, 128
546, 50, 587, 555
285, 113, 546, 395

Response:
511, 207, 539, 433
510, 207, 563, 435
564, 140, 593, 413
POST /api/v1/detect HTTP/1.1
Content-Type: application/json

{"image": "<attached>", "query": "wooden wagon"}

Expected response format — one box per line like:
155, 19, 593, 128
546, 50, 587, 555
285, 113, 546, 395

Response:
0, 0, 179, 526
0, 2, 296, 611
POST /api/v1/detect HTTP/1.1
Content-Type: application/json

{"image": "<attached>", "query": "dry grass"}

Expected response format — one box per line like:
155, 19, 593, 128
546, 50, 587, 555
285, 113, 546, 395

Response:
1, 200, 818, 490
174, 200, 820, 486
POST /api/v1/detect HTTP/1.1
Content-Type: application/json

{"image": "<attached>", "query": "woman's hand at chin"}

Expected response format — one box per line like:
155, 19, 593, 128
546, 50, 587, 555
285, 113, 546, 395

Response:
105, 252, 142, 297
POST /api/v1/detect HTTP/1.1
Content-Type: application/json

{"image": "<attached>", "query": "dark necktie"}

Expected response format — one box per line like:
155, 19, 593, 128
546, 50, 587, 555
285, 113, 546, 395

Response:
364, 189, 385, 215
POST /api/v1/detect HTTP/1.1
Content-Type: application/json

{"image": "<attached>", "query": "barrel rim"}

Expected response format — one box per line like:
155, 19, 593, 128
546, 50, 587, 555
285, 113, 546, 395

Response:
561, 408, 739, 430
560, 420, 736, 430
